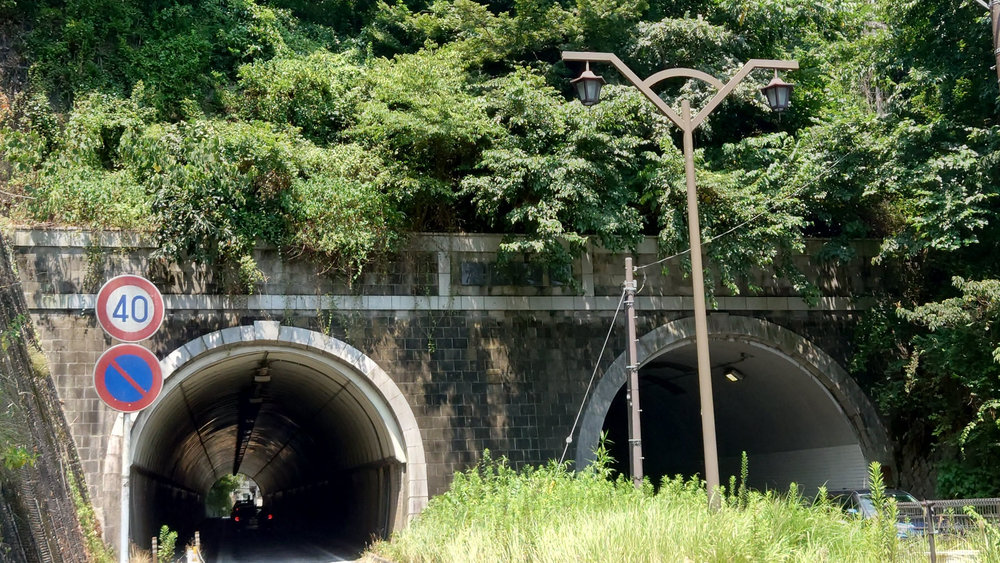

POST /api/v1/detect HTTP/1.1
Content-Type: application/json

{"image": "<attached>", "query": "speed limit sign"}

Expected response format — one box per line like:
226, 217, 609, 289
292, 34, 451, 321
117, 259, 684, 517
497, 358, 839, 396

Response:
95, 275, 165, 342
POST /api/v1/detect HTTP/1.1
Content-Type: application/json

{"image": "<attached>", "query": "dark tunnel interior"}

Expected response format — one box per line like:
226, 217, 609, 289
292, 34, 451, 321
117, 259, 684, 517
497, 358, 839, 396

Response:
603, 339, 869, 494
128, 348, 405, 550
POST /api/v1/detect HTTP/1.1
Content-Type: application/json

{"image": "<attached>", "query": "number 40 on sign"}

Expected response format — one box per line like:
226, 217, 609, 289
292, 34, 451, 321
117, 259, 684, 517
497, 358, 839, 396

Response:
95, 275, 165, 342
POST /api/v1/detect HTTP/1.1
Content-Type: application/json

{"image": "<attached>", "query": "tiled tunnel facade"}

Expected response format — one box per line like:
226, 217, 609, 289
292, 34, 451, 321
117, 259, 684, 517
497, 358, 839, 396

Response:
12, 228, 882, 551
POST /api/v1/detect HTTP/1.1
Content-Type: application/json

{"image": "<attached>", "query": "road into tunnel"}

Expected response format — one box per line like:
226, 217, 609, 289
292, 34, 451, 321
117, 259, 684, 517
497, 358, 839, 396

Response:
580, 315, 891, 495
124, 324, 426, 553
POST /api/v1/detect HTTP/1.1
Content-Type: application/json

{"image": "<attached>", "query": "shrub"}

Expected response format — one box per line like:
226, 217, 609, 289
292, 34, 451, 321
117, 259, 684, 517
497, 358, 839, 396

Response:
155, 525, 177, 563
236, 50, 364, 144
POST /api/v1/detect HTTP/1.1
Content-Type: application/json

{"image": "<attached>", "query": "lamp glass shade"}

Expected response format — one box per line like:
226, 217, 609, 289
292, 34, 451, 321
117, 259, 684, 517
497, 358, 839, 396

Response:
571, 67, 605, 106
761, 75, 793, 112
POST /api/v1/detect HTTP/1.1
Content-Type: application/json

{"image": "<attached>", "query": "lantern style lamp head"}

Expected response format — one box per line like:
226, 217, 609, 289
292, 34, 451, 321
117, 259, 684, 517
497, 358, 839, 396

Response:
571, 62, 606, 106
761, 70, 794, 112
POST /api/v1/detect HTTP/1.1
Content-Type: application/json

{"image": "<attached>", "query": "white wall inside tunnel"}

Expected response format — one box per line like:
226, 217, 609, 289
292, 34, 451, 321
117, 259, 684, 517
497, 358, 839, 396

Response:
119, 322, 427, 557
577, 315, 890, 494
720, 445, 868, 493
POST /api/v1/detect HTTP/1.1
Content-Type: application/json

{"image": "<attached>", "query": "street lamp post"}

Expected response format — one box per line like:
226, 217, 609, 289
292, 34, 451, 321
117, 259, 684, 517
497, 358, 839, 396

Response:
563, 51, 797, 508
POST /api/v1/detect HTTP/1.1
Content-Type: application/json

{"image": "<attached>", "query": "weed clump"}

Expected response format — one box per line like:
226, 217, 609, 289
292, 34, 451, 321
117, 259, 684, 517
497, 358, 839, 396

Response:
370, 450, 990, 562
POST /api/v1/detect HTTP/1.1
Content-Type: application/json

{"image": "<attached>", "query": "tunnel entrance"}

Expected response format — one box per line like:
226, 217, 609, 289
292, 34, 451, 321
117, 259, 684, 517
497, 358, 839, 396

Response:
123, 322, 427, 555
579, 316, 891, 495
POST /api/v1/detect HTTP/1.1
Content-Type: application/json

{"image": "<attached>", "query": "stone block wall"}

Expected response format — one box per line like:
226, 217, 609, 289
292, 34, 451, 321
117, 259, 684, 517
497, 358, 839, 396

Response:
12, 228, 875, 540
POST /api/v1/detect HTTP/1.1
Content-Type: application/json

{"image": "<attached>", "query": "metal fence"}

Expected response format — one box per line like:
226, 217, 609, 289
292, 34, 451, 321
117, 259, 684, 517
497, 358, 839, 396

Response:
898, 498, 1000, 534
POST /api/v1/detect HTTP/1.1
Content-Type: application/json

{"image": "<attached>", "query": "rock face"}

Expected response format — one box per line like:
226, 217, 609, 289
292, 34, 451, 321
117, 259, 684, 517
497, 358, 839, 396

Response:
0, 232, 91, 563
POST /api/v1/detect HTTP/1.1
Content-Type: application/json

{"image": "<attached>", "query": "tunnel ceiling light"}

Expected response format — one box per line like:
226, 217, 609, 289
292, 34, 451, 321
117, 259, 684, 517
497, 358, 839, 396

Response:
723, 368, 744, 383
255, 366, 271, 383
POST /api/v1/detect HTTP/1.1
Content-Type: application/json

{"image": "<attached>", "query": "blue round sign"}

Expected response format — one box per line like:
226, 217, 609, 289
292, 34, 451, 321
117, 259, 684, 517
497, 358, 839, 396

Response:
93, 344, 162, 412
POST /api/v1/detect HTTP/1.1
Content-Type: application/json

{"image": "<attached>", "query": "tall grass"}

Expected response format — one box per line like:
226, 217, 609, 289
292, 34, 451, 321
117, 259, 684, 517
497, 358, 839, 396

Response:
369, 449, 997, 562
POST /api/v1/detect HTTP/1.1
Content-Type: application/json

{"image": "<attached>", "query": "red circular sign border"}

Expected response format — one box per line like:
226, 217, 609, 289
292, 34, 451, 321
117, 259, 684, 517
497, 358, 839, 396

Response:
95, 275, 165, 342
93, 344, 163, 413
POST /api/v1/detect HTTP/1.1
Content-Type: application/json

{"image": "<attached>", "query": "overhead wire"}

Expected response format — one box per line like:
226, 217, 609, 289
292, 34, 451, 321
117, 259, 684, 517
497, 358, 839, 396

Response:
559, 287, 627, 466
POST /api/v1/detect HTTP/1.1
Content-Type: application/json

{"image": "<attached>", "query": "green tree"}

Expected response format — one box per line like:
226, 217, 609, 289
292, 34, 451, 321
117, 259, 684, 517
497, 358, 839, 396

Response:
348, 48, 500, 230
462, 70, 658, 264
205, 474, 241, 517
235, 50, 364, 144
891, 278, 1000, 497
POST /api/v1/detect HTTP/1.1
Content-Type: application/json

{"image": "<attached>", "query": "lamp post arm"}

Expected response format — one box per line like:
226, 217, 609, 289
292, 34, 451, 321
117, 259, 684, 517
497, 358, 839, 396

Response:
562, 51, 686, 128
563, 52, 798, 131
691, 59, 799, 129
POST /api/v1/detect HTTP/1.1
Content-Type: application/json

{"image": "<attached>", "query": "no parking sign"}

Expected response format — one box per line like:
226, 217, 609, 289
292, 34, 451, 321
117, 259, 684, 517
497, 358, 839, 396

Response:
94, 344, 163, 412
96, 275, 164, 342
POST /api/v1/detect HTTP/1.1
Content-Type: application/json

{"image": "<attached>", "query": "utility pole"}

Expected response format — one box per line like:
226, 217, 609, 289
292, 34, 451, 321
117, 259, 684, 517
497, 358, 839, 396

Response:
624, 257, 643, 488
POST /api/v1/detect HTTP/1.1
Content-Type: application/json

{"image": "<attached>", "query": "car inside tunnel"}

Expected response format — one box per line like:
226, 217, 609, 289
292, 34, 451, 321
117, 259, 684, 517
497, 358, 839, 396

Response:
127, 345, 407, 552
603, 338, 869, 494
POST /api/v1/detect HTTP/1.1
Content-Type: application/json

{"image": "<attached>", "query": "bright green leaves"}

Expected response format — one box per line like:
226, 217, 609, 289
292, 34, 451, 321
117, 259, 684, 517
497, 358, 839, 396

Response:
26, 167, 149, 229
361, 0, 574, 68
4, 90, 154, 227
462, 72, 657, 263
124, 118, 407, 285
58, 91, 155, 170
135, 120, 289, 266
576, 0, 646, 53
627, 17, 738, 80
659, 132, 810, 297
3, 0, 997, 311
0, 93, 59, 183
131, 119, 405, 284
235, 50, 364, 144
23, 0, 296, 116
285, 144, 404, 277
795, 113, 997, 261
349, 49, 499, 229
877, 0, 997, 124
893, 278, 1000, 496
899, 277, 1000, 332
884, 135, 991, 257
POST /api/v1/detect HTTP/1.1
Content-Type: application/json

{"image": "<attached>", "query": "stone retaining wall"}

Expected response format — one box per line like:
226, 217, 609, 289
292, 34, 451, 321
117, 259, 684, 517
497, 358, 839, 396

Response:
12, 228, 879, 547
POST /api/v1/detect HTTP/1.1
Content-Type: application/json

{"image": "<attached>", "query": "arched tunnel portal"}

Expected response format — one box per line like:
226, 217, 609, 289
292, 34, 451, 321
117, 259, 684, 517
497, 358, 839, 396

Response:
124, 323, 427, 551
577, 315, 892, 494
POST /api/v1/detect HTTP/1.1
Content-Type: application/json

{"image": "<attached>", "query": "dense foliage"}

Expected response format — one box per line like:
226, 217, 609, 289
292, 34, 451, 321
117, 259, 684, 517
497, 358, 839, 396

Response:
2, 0, 1000, 494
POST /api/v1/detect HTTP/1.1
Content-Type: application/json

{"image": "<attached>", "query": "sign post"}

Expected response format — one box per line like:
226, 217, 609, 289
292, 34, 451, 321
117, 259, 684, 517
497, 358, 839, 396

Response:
94, 344, 163, 413
96, 275, 165, 342
93, 275, 165, 561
